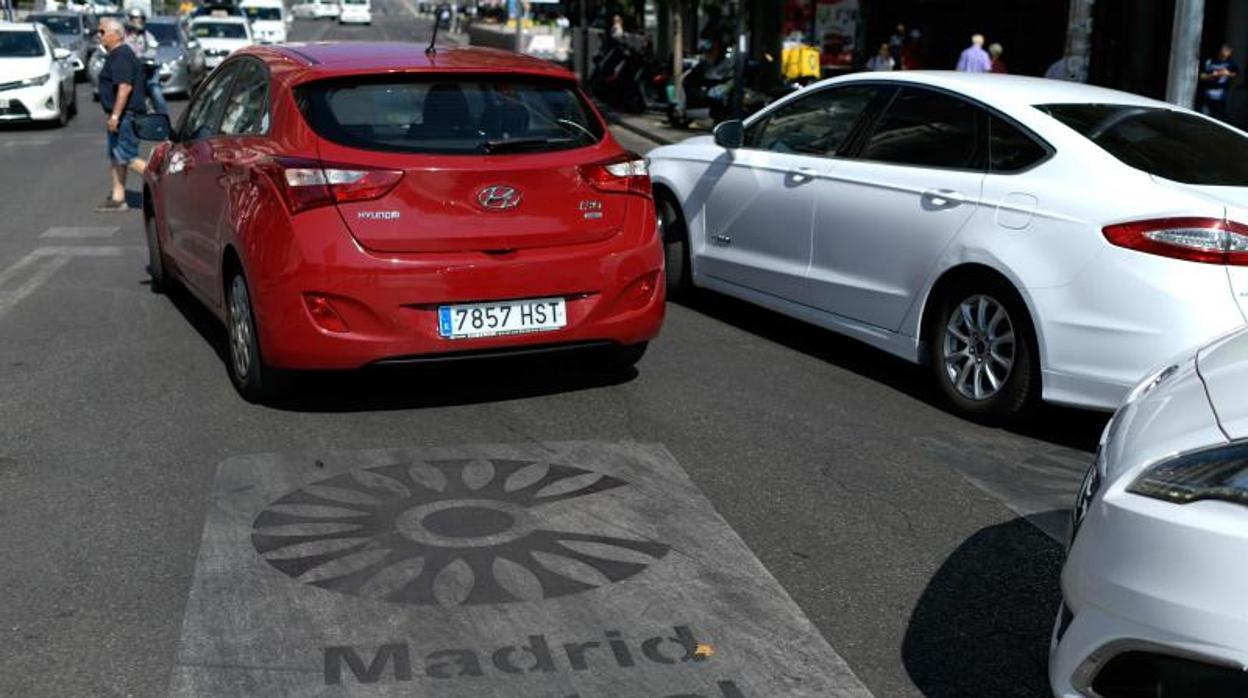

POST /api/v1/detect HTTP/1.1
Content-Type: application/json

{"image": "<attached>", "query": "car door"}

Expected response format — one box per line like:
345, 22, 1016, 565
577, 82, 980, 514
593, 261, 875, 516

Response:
805, 86, 988, 331
161, 61, 240, 298
697, 84, 878, 302
211, 58, 271, 289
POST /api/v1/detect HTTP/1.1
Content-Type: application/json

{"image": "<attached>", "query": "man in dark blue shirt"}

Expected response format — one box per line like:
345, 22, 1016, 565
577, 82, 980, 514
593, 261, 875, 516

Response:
95, 17, 147, 212
1199, 44, 1239, 122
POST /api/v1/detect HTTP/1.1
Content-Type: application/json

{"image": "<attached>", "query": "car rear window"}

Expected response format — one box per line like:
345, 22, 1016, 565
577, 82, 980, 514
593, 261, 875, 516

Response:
1037, 103, 1248, 186
243, 7, 282, 20
193, 22, 247, 38
296, 75, 605, 155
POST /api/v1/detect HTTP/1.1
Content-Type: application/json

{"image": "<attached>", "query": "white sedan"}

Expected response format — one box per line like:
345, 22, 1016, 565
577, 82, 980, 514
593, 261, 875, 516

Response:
0, 22, 78, 126
189, 16, 253, 70
648, 72, 1248, 422
1053, 326, 1248, 696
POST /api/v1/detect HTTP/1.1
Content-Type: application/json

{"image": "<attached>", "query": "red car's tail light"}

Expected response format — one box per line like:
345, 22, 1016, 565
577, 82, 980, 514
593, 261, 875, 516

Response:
264, 157, 404, 214
1103, 217, 1248, 266
580, 153, 652, 197
303, 294, 350, 333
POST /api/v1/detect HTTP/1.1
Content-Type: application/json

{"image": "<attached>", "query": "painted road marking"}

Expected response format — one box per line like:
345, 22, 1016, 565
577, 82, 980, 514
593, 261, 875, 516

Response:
39, 226, 120, 239
0, 245, 141, 320
169, 442, 873, 697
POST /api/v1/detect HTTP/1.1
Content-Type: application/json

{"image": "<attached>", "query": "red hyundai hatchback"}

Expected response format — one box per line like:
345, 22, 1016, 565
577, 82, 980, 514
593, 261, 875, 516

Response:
136, 43, 665, 401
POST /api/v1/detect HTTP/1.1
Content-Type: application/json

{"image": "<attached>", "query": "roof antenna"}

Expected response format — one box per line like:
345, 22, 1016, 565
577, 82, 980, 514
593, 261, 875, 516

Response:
426, 11, 442, 54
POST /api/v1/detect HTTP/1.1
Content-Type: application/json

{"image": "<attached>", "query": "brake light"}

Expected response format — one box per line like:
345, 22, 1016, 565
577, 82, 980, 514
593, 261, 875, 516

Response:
265, 157, 404, 214
1102, 217, 1248, 266
580, 153, 652, 197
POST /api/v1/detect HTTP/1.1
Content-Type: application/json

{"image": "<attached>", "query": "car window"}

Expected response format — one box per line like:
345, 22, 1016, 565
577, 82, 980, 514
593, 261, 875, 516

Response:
243, 6, 282, 20
859, 87, 983, 169
32, 16, 79, 35
988, 115, 1049, 173
296, 76, 605, 155
219, 60, 270, 136
745, 85, 876, 157
193, 22, 247, 39
148, 23, 180, 45
1037, 103, 1248, 186
183, 61, 241, 140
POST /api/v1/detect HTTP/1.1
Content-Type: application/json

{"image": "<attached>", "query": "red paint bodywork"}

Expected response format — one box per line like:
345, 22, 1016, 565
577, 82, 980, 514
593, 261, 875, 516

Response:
144, 43, 664, 370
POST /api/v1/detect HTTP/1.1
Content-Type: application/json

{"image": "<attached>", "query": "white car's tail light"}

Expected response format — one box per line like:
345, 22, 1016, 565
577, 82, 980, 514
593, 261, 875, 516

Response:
580, 153, 652, 197
264, 157, 403, 213
1129, 442, 1248, 505
1103, 217, 1248, 265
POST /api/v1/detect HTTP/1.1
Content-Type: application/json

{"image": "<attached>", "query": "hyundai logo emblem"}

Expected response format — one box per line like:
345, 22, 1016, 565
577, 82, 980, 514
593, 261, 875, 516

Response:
476, 185, 521, 210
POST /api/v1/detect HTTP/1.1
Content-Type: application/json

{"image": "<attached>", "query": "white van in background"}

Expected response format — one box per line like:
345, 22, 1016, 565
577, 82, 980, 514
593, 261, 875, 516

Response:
240, 0, 288, 43
337, 0, 371, 25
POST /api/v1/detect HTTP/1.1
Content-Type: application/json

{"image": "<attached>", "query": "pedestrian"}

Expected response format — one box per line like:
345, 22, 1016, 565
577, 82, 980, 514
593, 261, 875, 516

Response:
610, 14, 625, 41
888, 23, 905, 62
865, 43, 894, 72
95, 17, 147, 214
955, 33, 992, 73
124, 7, 166, 116
989, 42, 1006, 73
899, 28, 923, 70
1199, 43, 1239, 122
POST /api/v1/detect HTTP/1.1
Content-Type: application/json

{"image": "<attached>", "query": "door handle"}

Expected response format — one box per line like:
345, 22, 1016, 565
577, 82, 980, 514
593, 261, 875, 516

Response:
922, 188, 964, 208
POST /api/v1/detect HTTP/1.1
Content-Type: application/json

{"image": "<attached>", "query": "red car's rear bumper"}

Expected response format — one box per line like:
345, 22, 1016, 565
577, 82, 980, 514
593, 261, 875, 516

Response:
246, 202, 665, 370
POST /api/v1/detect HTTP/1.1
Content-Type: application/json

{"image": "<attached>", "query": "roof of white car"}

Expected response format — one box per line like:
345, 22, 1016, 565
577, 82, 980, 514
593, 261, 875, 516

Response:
831, 70, 1171, 111
0, 22, 39, 32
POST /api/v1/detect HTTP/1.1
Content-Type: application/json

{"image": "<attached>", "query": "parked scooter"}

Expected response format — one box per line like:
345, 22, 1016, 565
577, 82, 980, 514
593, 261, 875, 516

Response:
666, 47, 773, 128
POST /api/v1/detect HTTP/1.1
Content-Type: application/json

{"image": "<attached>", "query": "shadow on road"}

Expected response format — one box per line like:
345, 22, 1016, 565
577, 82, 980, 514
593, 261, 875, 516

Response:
677, 290, 1107, 452
902, 512, 1065, 697
161, 281, 637, 412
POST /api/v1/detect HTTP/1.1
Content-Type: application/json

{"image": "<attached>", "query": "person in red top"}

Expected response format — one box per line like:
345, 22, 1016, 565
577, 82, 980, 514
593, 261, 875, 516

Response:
989, 42, 1007, 73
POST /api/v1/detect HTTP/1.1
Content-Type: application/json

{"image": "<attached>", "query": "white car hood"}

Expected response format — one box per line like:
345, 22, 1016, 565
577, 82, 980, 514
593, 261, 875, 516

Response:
1197, 327, 1248, 439
0, 56, 52, 84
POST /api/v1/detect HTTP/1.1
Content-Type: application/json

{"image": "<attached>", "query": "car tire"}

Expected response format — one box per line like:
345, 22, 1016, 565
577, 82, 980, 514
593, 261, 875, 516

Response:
927, 274, 1040, 424
54, 89, 69, 128
582, 342, 648, 372
68, 85, 77, 117
225, 270, 287, 403
144, 209, 167, 294
656, 194, 691, 301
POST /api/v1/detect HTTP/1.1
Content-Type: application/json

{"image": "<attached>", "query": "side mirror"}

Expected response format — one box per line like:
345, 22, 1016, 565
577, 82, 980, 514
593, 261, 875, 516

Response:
134, 113, 173, 141
53, 47, 72, 61
713, 119, 744, 149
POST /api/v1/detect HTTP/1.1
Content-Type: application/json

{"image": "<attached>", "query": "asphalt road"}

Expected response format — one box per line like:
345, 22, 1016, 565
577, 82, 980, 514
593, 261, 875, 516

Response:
0, 6, 1110, 697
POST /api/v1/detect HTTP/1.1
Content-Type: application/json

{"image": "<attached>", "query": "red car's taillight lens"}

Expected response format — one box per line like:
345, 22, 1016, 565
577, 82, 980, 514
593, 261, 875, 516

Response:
265, 158, 404, 214
580, 153, 652, 197
1103, 217, 1248, 265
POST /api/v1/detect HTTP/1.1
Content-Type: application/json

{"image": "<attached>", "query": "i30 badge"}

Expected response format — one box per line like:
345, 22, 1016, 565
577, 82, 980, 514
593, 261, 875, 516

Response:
476, 185, 521, 210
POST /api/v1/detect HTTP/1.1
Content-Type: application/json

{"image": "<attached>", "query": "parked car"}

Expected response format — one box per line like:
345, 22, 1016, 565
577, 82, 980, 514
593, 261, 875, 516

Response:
240, 0, 289, 44
337, 0, 370, 25
147, 15, 206, 98
27, 12, 91, 79
1052, 325, 1248, 697
291, 0, 339, 20
134, 43, 663, 401
648, 71, 1248, 422
0, 22, 78, 126
188, 16, 253, 70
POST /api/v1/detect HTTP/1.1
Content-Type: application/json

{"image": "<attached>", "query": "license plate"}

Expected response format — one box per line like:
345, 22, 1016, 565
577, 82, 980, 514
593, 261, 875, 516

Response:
438, 297, 566, 339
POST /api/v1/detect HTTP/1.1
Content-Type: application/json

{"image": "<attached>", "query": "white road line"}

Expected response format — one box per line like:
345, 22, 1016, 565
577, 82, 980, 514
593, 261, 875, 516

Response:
0, 245, 142, 321
40, 226, 120, 239
0, 256, 69, 319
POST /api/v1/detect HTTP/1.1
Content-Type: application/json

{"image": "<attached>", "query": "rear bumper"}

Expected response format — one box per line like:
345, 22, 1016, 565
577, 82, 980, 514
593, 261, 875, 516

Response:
245, 203, 665, 370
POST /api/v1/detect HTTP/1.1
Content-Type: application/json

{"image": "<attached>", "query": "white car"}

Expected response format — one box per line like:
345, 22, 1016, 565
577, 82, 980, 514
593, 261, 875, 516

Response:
189, 16, 253, 70
648, 71, 1248, 421
240, 0, 288, 44
337, 0, 370, 25
0, 22, 77, 126
1052, 326, 1248, 696
292, 0, 339, 20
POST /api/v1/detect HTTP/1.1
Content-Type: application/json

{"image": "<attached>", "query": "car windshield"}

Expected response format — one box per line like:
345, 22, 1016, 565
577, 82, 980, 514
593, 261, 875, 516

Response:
32, 16, 79, 35
243, 7, 282, 20
147, 23, 180, 45
1037, 103, 1248, 186
192, 22, 247, 38
343, 0, 366, 5
0, 31, 44, 57
297, 76, 604, 155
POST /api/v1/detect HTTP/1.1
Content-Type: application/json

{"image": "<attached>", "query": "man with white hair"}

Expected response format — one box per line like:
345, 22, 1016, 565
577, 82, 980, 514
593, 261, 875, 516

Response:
95, 17, 147, 213
955, 33, 992, 73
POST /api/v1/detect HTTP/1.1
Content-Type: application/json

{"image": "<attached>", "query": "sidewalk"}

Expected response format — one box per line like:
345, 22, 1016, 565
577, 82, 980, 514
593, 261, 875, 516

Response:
594, 102, 709, 146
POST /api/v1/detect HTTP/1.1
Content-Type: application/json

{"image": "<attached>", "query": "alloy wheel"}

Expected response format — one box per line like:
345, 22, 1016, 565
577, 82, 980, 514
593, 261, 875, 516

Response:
228, 275, 253, 380
941, 294, 1015, 401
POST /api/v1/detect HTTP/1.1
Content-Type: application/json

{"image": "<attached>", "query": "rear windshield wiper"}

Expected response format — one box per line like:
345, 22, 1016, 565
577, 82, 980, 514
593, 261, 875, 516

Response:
481, 137, 577, 153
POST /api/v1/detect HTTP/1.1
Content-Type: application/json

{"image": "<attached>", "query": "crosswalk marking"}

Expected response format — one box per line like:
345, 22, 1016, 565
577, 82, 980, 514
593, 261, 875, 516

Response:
40, 226, 120, 239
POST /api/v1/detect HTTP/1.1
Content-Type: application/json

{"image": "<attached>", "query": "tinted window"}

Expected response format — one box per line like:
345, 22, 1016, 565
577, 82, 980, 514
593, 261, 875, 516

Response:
147, 23, 180, 45
747, 85, 875, 156
183, 62, 240, 139
988, 115, 1048, 172
0, 31, 45, 57
859, 88, 982, 169
297, 77, 605, 154
219, 61, 269, 136
243, 6, 282, 20
31, 16, 79, 35
1038, 103, 1248, 186
193, 22, 247, 38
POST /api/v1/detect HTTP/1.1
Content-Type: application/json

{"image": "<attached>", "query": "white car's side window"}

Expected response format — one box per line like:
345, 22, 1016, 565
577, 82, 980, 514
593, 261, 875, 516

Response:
746, 85, 876, 158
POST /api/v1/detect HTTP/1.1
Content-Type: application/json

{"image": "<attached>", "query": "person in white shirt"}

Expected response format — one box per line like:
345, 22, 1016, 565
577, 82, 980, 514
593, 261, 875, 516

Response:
866, 43, 895, 72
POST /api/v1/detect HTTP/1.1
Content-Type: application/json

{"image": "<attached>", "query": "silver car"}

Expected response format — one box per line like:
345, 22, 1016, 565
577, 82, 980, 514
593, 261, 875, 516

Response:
27, 12, 91, 79
146, 16, 206, 97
